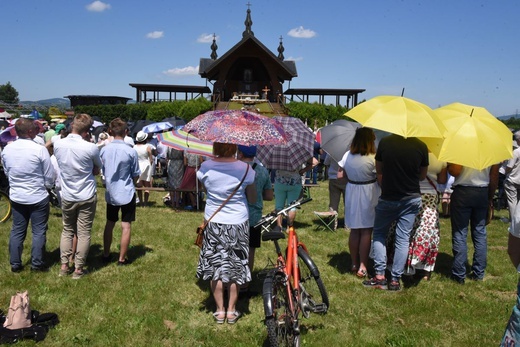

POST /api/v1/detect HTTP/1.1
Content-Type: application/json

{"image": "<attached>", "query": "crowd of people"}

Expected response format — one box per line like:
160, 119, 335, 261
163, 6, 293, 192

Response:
0, 114, 518, 336
0, 115, 165, 279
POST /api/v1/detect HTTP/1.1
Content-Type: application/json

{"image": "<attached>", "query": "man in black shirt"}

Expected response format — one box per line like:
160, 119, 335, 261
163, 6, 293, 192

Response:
363, 134, 428, 291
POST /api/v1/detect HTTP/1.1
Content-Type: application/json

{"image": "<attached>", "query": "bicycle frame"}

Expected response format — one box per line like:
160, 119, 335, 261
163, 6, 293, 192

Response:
258, 197, 312, 320
266, 225, 310, 322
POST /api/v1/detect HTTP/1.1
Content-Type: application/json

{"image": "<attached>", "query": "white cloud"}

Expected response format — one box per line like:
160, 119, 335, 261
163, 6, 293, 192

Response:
286, 56, 304, 62
146, 31, 164, 39
162, 66, 199, 77
287, 26, 317, 39
197, 33, 219, 43
86, 1, 111, 12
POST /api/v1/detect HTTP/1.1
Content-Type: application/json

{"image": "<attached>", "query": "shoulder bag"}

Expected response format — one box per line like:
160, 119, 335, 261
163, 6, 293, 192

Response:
195, 164, 250, 248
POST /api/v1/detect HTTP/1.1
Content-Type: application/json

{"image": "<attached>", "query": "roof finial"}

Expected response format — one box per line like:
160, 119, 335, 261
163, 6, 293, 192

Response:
242, 2, 254, 38
210, 33, 218, 60
277, 35, 285, 60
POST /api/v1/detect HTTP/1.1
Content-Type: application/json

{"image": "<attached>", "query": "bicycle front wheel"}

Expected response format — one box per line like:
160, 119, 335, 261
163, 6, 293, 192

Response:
0, 191, 11, 223
264, 270, 300, 347
298, 246, 329, 316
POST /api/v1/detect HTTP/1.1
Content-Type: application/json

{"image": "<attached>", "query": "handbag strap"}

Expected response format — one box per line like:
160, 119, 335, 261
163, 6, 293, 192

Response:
425, 175, 439, 194
201, 164, 249, 229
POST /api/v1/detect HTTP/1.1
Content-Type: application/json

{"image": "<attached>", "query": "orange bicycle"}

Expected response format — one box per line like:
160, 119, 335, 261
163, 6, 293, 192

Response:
255, 197, 329, 347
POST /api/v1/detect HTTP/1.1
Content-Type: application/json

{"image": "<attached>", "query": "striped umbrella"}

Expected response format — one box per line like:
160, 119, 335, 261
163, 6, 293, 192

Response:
157, 128, 214, 157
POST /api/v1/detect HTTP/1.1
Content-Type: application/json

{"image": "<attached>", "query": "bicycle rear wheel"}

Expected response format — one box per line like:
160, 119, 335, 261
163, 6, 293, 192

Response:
297, 246, 329, 317
264, 270, 300, 347
0, 191, 11, 223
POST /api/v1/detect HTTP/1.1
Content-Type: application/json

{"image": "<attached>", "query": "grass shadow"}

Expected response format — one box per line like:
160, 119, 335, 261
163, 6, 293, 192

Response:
86, 243, 153, 271
327, 250, 351, 275
434, 251, 455, 279
44, 246, 61, 268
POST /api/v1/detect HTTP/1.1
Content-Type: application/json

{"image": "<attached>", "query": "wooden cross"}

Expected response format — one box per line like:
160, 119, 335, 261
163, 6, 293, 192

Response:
262, 86, 270, 94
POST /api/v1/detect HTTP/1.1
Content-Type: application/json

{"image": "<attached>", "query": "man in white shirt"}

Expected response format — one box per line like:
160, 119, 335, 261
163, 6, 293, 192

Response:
505, 131, 520, 221
54, 113, 102, 279
1, 118, 55, 272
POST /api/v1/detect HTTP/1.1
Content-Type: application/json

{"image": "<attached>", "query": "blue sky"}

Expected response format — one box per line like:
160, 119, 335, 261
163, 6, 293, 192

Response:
1, 0, 518, 117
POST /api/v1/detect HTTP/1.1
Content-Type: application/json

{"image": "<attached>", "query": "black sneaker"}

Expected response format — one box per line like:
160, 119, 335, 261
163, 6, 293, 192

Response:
11, 266, 23, 273
388, 280, 401, 291
362, 277, 388, 290
450, 275, 465, 285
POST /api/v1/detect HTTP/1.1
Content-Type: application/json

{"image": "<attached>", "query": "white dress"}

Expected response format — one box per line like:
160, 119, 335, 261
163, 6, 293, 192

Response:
339, 151, 381, 229
134, 144, 152, 181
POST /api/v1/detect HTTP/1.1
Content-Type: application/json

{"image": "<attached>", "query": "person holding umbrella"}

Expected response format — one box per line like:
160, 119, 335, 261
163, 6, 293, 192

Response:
273, 158, 315, 231
448, 163, 499, 284
363, 134, 429, 291
196, 142, 256, 324
237, 144, 273, 292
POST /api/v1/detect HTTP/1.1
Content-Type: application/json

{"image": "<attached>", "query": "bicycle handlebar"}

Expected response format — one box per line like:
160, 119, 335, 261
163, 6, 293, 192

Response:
253, 197, 312, 229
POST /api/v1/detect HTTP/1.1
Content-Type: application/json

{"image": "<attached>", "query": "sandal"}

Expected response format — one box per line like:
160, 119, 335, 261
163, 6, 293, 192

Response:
350, 265, 358, 274
213, 311, 226, 324
226, 311, 242, 324
356, 269, 367, 278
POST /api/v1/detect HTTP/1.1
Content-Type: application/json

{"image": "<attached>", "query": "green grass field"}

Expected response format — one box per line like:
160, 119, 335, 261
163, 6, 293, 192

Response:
0, 181, 515, 346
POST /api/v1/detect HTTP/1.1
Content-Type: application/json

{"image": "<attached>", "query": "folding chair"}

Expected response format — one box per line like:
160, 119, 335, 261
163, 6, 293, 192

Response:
313, 210, 338, 232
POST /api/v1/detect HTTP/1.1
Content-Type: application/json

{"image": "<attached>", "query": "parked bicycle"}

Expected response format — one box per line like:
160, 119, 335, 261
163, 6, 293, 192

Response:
254, 197, 329, 347
0, 166, 12, 223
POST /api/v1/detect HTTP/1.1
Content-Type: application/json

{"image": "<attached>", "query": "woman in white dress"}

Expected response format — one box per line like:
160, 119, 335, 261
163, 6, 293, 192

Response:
134, 131, 153, 206
338, 128, 380, 278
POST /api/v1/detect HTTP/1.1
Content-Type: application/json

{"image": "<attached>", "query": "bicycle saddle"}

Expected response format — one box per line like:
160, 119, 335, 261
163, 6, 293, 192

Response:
262, 226, 285, 241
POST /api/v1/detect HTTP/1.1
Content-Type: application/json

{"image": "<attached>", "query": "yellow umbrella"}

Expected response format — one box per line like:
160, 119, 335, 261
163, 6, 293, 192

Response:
432, 102, 513, 170
344, 95, 446, 138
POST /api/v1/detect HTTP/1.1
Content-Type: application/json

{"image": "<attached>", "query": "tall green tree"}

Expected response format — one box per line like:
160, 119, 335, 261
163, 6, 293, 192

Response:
0, 81, 19, 104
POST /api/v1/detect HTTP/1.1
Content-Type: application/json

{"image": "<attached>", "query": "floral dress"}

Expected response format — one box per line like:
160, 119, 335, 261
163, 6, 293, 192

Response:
387, 153, 447, 274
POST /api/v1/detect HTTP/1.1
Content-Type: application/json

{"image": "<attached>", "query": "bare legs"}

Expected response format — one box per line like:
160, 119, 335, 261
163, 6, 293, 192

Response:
349, 228, 372, 275
277, 210, 297, 229
103, 220, 132, 262
137, 180, 151, 206
211, 280, 225, 319
211, 280, 239, 319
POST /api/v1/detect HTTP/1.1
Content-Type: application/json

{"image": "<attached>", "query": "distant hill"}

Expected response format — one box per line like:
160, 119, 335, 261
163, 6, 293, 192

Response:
20, 98, 70, 108
499, 113, 520, 120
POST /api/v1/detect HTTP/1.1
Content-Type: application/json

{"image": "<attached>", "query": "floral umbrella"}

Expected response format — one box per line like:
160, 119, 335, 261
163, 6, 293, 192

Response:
157, 128, 214, 157
182, 109, 289, 146
256, 116, 315, 171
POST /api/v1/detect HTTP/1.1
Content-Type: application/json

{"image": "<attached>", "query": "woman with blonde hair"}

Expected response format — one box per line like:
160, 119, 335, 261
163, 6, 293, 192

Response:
338, 127, 380, 278
196, 142, 256, 324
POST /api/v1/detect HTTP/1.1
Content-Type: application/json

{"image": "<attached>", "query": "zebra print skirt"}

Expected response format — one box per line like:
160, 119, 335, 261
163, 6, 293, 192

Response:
196, 220, 251, 286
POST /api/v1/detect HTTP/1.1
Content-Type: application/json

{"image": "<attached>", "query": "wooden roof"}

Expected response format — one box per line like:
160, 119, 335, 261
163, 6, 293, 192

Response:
199, 34, 297, 82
